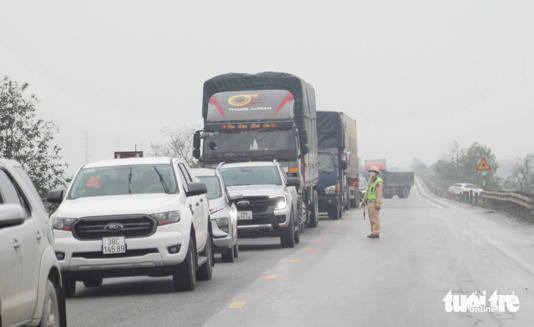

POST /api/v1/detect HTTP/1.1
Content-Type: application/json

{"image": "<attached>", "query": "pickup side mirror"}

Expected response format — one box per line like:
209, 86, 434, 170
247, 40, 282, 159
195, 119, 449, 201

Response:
341, 160, 348, 170
0, 204, 26, 229
286, 177, 301, 188
186, 182, 207, 197
47, 189, 65, 204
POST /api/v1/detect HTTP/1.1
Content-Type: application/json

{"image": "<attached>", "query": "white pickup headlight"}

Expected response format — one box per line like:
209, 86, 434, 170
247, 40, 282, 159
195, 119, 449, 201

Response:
215, 217, 229, 233
151, 211, 181, 226
52, 218, 77, 231
270, 195, 287, 210
325, 185, 337, 194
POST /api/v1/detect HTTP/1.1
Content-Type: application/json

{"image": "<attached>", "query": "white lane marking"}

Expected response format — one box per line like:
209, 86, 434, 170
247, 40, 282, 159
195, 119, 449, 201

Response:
414, 178, 443, 208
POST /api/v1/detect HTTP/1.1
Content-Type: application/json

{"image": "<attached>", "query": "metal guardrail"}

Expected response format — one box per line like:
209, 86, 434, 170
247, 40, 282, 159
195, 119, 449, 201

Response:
421, 177, 534, 222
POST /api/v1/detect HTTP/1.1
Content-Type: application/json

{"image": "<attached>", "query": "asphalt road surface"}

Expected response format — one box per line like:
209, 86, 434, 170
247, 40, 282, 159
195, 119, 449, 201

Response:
66, 181, 534, 326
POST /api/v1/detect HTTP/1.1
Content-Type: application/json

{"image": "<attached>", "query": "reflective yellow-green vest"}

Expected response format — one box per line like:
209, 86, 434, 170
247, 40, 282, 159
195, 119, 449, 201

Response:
366, 176, 383, 201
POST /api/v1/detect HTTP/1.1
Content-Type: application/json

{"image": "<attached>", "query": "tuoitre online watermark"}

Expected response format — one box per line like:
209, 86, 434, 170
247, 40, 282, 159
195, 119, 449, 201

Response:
443, 290, 520, 313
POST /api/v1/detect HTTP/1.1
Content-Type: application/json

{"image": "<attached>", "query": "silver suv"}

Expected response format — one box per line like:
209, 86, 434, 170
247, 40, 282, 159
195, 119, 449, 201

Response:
219, 161, 300, 248
0, 159, 66, 327
192, 168, 239, 262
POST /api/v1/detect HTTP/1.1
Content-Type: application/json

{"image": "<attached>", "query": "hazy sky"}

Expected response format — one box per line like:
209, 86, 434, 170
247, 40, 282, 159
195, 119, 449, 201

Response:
1, 0, 533, 174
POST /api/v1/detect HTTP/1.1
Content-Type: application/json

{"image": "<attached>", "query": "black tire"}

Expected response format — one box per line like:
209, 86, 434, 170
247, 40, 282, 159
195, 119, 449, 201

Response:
39, 280, 62, 327
280, 215, 295, 248
83, 277, 103, 288
197, 229, 214, 281
328, 202, 340, 220
308, 190, 319, 228
233, 243, 239, 259
293, 211, 301, 244
63, 277, 76, 298
221, 247, 234, 263
173, 237, 197, 291
350, 199, 358, 208
400, 188, 410, 199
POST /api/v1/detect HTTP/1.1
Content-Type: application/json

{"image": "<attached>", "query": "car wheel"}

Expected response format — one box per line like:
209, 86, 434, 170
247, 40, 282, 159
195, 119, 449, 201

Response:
173, 237, 197, 291
83, 277, 103, 288
281, 214, 295, 248
39, 280, 62, 327
63, 277, 76, 298
308, 190, 319, 228
197, 229, 214, 281
233, 243, 239, 259
221, 247, 234, 263
293, 211, 301, 244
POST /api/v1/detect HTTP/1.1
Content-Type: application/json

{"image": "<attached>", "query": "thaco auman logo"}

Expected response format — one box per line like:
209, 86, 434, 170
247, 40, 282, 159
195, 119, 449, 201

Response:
443, 290, 520, 313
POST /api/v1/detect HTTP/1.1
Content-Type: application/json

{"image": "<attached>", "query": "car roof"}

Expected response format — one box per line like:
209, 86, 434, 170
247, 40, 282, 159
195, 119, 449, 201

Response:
83, 157, 175, 168
192, 168, 217, 177
221, 161, 277, 168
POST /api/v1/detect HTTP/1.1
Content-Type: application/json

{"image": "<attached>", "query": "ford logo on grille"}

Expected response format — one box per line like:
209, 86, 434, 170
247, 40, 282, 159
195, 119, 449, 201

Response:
237, 200, 250, 207
104, 223, 124, 232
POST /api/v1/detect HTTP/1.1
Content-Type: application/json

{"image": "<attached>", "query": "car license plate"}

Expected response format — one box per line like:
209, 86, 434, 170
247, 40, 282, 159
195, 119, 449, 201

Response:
237, 210, 253, 221
102, 237, 126, 254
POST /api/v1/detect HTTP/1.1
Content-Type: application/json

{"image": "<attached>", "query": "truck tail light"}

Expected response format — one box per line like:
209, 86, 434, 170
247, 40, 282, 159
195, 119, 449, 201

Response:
288, 166, 298, 173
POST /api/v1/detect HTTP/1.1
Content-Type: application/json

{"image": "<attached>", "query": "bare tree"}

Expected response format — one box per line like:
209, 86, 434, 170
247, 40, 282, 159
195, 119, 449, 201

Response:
150, 125, 199, 166
508, 154, 534, 193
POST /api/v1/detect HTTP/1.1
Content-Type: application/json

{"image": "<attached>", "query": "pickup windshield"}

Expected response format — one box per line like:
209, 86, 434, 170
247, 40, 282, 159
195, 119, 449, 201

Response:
203, 130, 296, 160
68, 164, 177, 199
220, 166, 282, 186
318, 152, 336, 173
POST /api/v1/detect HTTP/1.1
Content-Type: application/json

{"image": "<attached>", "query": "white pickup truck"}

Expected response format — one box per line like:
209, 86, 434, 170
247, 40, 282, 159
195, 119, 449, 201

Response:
47, 157, 214, 296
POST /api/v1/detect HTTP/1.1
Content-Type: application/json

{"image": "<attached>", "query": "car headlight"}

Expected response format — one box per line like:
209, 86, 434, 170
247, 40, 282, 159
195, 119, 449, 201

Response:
270, 195, 287, 210
151, 211, 181, 226
215, 217, 229, 233
52, 218, 77, 231
325, 185, 338, 194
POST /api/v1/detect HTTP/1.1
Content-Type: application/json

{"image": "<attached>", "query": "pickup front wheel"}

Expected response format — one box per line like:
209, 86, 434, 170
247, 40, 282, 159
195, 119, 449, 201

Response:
280, 214, 295, 248
173, 237, 197, 291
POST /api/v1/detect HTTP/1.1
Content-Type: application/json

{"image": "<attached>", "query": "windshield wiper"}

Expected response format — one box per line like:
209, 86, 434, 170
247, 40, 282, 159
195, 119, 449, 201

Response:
128, 167, 133, 194
153, 166, 170, 193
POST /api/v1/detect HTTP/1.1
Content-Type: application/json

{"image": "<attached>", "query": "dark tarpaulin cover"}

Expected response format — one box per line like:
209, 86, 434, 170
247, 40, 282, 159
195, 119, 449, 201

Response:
202, 72, 315, 126
317, 111, 343, 149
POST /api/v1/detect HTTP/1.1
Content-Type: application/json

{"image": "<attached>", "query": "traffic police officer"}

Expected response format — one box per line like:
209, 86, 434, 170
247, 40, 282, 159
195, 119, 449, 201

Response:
362, 166, 383, 238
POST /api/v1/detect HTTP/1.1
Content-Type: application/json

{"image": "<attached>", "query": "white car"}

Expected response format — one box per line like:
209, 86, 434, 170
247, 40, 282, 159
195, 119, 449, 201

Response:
192, 168, 239, 262
219, 161, 300, 248
47, 157, 214, 296
0, 159, 66, 327
447, 183, 483, 196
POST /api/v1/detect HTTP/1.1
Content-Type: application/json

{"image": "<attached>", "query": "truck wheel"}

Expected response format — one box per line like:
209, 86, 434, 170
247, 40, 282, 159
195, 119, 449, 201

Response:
83, 277, 103, 288
350, 199, 358, 208
281, 215, 295, 248
39, 280, 62, 327
400, 188, 410, 199
308, 190, 319, 228
197, 229, 214, 281
173, 237, 197, 291
338, 198, 343, 219
328, 204, 340, 220
63, 277, 76, 298
221, 247, 234, 263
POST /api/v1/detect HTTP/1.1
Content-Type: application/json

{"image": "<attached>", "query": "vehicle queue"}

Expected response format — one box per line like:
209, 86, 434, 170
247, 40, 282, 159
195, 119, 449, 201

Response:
0, 72, 362, 327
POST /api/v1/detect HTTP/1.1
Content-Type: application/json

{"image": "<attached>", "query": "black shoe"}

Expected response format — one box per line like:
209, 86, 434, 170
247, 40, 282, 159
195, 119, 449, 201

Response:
366, 234, 380, 239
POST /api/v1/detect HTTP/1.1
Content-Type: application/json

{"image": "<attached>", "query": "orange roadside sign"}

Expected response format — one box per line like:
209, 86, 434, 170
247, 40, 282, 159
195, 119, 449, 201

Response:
477, 158, 491, 171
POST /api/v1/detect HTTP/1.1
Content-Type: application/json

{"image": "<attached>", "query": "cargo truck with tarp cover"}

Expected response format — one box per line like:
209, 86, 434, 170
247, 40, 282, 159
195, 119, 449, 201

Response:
316, 111, 359, 220
193, 72, 320, 229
